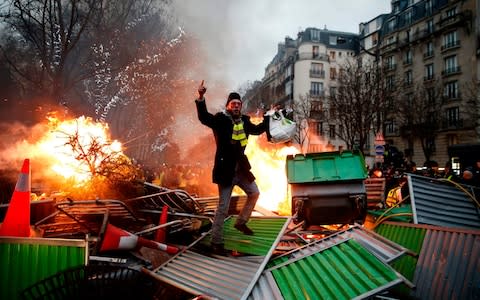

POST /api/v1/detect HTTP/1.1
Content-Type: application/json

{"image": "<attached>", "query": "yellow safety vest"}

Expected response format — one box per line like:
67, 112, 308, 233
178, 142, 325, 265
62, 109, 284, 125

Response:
232, 121, 248, 147
386, 186, 402, 208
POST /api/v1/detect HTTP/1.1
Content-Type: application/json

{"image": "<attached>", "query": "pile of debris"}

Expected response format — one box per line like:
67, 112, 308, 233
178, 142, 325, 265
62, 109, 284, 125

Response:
1, 159, 480, 300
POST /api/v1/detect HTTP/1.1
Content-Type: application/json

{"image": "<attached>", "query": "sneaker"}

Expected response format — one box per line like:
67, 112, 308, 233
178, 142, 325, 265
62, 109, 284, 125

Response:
211, 243, 227, 256
234, 223, 254, 235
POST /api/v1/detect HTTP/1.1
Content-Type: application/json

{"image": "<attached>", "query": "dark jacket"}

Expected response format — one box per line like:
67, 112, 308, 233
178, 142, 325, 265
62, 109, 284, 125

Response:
195, 99, 268, 185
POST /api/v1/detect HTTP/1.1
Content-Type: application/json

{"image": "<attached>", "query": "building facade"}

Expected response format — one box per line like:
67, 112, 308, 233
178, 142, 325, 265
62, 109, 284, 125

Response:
257, 28, 359, 153
379, 0, 479, 167
250, 0, 479, 166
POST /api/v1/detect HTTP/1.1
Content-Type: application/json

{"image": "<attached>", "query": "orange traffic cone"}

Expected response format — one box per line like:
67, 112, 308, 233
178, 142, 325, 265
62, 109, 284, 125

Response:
100, 224, 179, 254
154, 205, 168, 243
0, 159, 31, 237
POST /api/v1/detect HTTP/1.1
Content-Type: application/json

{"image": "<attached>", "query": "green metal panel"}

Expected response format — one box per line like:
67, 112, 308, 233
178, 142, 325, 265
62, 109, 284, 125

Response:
374, 222, 426, 296
203, 216, 289, 256
286, 150, 368, 184
0, 237, 87, 300
368, 205, 413, 223
270, 239, 401, 300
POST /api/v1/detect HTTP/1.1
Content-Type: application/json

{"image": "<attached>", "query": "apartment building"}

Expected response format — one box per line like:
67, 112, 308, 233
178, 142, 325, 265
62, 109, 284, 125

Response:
258, 28, 358, 152
379, 0, 479, 166
251, 0, 479, 164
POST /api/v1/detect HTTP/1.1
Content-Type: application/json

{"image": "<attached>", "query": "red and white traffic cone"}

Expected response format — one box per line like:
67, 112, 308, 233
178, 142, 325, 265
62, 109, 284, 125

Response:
100, 224, 179, 254
0, 159, 31, 237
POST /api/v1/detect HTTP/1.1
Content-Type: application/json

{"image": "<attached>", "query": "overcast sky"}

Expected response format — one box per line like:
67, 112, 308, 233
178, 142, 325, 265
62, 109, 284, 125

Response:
173, 0, 391, 90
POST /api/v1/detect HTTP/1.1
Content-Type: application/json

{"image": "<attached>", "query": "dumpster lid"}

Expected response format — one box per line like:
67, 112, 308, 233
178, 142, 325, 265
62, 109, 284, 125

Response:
286, 150, 368, 183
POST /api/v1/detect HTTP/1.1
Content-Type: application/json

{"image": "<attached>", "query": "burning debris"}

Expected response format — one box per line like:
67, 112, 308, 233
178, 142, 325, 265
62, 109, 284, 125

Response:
1, 117, 479, 299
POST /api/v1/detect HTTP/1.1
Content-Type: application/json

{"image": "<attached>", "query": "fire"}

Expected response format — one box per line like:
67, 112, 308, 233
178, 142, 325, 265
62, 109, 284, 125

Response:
245, 135, 300, 216
35, 115, 124, 185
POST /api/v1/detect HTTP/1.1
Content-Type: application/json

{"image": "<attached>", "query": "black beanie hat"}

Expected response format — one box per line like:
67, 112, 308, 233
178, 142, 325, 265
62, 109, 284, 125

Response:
226, 92, 241, 105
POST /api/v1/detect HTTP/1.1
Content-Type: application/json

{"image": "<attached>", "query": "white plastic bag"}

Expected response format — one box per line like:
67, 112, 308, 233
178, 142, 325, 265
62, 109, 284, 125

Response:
268, 110, 296, 143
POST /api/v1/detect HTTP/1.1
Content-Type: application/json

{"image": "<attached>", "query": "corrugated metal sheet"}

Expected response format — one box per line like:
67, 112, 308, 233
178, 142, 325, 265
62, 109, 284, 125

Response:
269, 225, 409, 267
145, 216, 290, 300
408, 173, 480, 229
374, 221, 480, 299
412, 226, 480, 300
264, 239, 403, 300
0, 237, 88, 300
374, 222, 426, 282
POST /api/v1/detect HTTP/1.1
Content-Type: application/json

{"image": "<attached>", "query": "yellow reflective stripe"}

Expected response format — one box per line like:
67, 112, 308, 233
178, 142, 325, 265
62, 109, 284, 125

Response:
232, 133, 246, 140
232, 122, 248, 146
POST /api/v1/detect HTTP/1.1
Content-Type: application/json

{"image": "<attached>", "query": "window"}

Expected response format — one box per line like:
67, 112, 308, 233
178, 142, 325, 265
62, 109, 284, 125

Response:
330, 67, 337, 79
386, 75, 395, 91
446, 107, 459, 127
329, 106, 336, 119
446, 7, 457, 18
311, 29, 320, 41
405, 9, 413, 24
329, 35, 338, 45
310, 82, 324, 96
313, 45, 319, 58
315, 122, 324, 135
387, 18, 396, 31
443, 31, 458, 49
444, 81, 458, 99
385, 120, 397, 135
285, 81, 293, 96
444, 55, 458, 75
311, 101, 322, 111
426, 19, 434, 33
404, 70, 413, 86
404, 49, 412, 64
425, 64, 434, 80
372, 32, 378, 45
330, 87, 337, 97
329, 125, 336, 138
425, 0, 433, 15
330, 51, 336, 60
386, 55, 396, 70
425, 41, 434, 57
311, 63, 324, 77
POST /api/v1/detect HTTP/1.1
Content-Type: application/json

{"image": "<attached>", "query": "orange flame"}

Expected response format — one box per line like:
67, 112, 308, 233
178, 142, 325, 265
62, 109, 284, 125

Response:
245, 136, 299, 216
35, 115, 124, 184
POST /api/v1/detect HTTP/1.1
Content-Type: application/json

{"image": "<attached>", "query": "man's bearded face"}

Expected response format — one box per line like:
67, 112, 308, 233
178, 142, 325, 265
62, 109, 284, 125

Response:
227, 99, 242, 118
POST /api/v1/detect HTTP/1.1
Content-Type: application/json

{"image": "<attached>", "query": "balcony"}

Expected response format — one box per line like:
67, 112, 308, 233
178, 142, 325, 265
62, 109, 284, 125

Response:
441, 66, 461, 77
423, 51, 434, 60
384, 63, 397, 72
441, 40, 460, 52
441, 118, 464, 130
297, 52, 330, 62
310, 110, 326, 120
384, 127, 400, 137
423, 75, 434, 83
309, 70, 325, 78
438, 11, 472, 30
309, 90, 325, 98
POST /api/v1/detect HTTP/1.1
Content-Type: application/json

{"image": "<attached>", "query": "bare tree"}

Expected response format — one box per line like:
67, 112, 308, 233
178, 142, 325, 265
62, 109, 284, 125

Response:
0, 0, 102, 103
396, 82, 443, 162
329, 59, 390, 154
291, 93, 313, 152
461, 79, 480, 138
